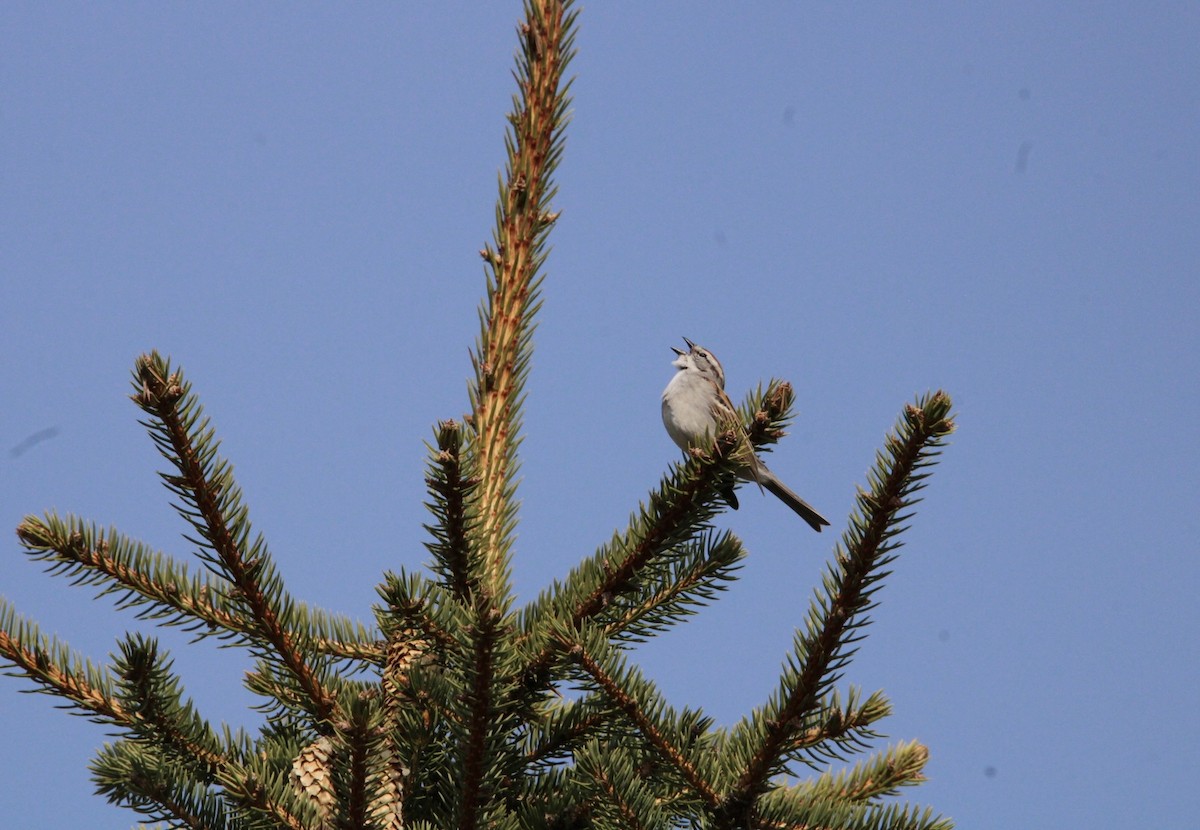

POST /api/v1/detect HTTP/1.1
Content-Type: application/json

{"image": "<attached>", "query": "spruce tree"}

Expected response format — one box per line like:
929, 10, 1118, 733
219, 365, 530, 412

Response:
1, 3, 956, 827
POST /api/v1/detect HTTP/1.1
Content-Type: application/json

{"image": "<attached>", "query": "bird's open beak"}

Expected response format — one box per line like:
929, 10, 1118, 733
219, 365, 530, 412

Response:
682, 337, 696, 350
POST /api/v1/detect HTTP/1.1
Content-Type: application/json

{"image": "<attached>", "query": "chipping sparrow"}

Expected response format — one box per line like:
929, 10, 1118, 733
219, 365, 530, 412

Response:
661, 338, 830, 532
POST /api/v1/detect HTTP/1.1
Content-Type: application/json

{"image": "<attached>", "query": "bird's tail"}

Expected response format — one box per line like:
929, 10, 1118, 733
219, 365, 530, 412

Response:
762, 474, 830, 533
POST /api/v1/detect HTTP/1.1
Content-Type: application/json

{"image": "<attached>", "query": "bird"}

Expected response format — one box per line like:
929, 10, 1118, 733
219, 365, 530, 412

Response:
661, 338, 830, 532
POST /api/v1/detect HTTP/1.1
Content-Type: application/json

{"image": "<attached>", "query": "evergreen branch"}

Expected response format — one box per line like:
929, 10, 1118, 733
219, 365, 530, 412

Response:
514, 382, 788, 692
523, 693, 612, 766
91, 742, 230, 830
424, 419, 478, 601
603, 529, 745, 643
345, 737, 372, 830
0, 599, 127, 723
456, 602, 503, 830
17, 514, 239, 630
373, 574, 475, 825
217, 756, 317, 830
560, 623, 721, 810
509, 766, 592, 829
315, 636, 383, 665
16, 513, 383, 667
1, 603, 322, 827
519, 530, 742, 768
448, 6, 577, 827
467, 0, 575, 598
111, 633, 226, 774
96, 734, 323, 830
513, 460, 724, 685
783, 688, 892, 765
753, 799, 952, 830
248, 668, 375, 734
377, 593, 437, 706
376, 571, 461, 660
775, 741, 932, 807
725, 687, 893, 779
245, 660, 332, 725
575, 742, 666, 830
589, 766, 649, 830
330, 699, 380, 830
720, 392, 954, 825
388, 685, 457, 825
131, 351, 338, 724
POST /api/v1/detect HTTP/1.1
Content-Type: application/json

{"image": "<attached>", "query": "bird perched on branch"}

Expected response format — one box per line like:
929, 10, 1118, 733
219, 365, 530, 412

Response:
661, 338, 829, 532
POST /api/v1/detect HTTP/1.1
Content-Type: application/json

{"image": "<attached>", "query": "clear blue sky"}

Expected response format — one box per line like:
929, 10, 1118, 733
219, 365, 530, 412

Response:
2, 4, 1197, 827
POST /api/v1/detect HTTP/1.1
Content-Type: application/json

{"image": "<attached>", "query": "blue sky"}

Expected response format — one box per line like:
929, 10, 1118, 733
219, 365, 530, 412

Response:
2, 3, 1197, 827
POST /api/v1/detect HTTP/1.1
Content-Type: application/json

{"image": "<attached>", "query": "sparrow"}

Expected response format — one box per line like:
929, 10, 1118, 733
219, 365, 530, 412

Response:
661, 338, 829, 531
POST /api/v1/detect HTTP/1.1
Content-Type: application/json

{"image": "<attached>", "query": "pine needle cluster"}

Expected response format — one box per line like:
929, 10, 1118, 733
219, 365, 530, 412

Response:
2, 2, 956, 828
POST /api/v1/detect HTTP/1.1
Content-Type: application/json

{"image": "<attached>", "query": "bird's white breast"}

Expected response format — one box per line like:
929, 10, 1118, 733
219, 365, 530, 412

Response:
661, 370, 717, 451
